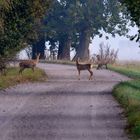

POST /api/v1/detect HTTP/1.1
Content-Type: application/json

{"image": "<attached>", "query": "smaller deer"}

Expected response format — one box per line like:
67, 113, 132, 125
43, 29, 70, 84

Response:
96, 55, 109, 69
0, 63, 7, 76
19, 53, 40, 74
0, 58, 8, 76
76, 58, 93, 80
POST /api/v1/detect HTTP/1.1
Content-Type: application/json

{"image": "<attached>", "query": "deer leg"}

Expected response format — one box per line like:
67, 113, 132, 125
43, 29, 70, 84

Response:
88, 69, 93, 80
97, 64, 101, 70
0, 68, 3, 76
32, 67, 35, 72
1, 68, 4, 75
78, 70, 80, 80
3, 68, 6, 76
19, 67, 24, 74
106, 64, 108, 69
0, 69, 3, 76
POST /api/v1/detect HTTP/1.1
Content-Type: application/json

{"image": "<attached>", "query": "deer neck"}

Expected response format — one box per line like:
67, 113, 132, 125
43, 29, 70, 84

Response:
76, 59, 79, 65
35, 55, 40, 64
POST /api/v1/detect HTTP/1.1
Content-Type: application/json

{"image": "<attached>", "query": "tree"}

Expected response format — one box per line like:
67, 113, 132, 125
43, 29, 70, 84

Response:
25, 44, 32, 59
32, 37, 46, 59
44, 0, 77, 60
73, 0, 130, 60
0, 0, 50, 58
120, 0, 140, 43
44, 0, 130, 60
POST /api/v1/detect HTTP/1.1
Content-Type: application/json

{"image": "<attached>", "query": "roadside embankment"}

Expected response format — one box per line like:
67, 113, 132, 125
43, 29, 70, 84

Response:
109, 64, 140, 139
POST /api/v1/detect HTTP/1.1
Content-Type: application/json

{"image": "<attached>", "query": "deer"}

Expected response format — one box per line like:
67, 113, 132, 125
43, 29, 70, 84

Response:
0, 63, 7, 76
0, 58, 8, 76
76, 58, 93, 80
96, 55, 109, 69
19, 53, 40, 74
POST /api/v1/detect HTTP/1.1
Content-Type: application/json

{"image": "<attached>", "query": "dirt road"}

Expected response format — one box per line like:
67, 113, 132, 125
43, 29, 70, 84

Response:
0, 63, 130, 140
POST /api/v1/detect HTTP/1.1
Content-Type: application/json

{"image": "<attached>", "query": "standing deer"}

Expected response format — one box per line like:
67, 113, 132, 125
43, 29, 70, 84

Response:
0, 58, 8, 76
0, 62, 7, 76
96, 55, 109, 69
19, 53, 40, 74
76, 58, 93, 80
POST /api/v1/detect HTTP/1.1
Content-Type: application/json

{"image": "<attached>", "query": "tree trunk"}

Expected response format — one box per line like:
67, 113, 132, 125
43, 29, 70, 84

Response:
57, 36, 71, 60
32, 38, 45, 59
32, 44, 37, 59
73, 29, 90, 61
50, 43, 56, 60
57, 40, 64, 60
62, 36, 71, 60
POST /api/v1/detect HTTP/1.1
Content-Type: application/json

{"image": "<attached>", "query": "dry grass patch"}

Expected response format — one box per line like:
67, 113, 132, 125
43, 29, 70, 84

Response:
0, 67, 46, 90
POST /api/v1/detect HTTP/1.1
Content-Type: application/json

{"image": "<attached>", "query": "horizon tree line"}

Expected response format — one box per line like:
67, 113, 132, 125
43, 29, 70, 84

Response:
32, 0, 132, 60
0, 0, 139, 61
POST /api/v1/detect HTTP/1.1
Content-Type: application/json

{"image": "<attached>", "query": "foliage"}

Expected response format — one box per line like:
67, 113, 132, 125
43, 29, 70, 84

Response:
0, 0, 50, 58
44, 0, 76, 48
120, 0, 140, 43
45, 0, 130, 38
43, 0, 131, 59
74, 0, 129, 37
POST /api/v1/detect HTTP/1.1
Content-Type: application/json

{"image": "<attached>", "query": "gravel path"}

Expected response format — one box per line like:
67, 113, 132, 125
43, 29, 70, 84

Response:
0, 63, 130, 140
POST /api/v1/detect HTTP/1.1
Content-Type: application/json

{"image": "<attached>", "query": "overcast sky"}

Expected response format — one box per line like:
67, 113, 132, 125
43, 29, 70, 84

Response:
90, 27, 140, 61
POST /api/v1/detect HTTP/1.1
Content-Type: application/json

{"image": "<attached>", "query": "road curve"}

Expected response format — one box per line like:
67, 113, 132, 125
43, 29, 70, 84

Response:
0, 63, 130, 140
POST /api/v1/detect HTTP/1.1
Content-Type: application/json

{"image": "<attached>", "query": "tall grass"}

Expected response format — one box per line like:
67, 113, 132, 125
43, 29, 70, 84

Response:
0, 67, 46, 90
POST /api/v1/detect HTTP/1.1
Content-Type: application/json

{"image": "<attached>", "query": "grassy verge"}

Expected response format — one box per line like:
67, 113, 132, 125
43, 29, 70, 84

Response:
113, 81, 140, 140
109, 65, 140, 79
0, 67, 46, 90
110, 64, 140, 139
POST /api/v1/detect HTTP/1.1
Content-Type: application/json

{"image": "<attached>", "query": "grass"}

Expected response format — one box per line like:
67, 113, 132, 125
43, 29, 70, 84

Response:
0, 67, 46, 90
113, 81, 140, 140
110, 63, 140, 139
109, 64, 140, 79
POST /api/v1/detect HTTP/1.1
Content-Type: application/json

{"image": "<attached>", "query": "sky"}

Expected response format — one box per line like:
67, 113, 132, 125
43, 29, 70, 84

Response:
89, 27, 140, 61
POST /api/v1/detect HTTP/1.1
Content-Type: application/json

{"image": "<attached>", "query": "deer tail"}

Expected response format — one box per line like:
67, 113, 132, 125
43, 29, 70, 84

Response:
90, 64, 94, 69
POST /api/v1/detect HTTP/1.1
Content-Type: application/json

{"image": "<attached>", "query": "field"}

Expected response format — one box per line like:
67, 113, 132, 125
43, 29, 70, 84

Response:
109, 61, 140, 139
109, 61, 140, 79
0, 67, 46, 90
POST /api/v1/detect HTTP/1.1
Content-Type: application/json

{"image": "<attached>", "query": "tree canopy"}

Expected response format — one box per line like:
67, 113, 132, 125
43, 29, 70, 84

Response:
0, 0, 50, 57
43, 0, 130, 60
120, 0, 140, 43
